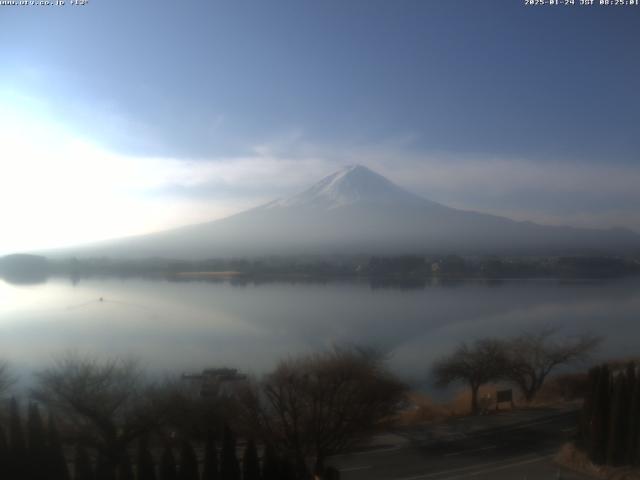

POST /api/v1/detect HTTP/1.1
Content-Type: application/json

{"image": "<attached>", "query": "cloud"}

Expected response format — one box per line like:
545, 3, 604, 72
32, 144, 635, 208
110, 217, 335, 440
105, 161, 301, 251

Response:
0, 99, 231, 254
2, 86, 639, 256
378, 156, 640, 231
245, 138, 640, 232
134, 130, 640, 233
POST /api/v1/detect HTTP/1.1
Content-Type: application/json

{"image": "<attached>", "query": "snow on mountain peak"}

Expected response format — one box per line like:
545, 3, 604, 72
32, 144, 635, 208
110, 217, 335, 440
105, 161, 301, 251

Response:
268, 164, 429, 210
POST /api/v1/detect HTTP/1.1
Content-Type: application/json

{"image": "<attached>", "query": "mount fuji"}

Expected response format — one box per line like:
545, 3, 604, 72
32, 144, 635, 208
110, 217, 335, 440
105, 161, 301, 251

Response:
56, 165, 639, 259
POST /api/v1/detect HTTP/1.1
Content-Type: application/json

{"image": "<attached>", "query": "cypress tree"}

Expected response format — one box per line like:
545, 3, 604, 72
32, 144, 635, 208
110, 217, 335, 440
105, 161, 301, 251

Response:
578, 366, 600, 451
27, 403, 48, 480
261, 444, 279, 480
118, 451, 135, 480
279, 457, 294, 480
178, 440, 198, 480
201, 431, 218, 480
159, 446, 178, 480
628, 366, 640, 465
626, 362, 637, 390
620, 369, 633, 465
590, 364, 610, 464
96, 451, 116, 480
74, 445, 95, 480
0, 426, 10, 478
219, 426, 239, 480
136, 436, 156, 480
48, 414, 71, 480
9, 397, 26, 480
322, 466, 341, 480
606, 373, 630, 465
242, 439, 260, 480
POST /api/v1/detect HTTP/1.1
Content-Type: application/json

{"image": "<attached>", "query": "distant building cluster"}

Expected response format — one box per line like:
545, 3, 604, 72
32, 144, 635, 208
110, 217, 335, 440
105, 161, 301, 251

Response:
182, 367, 247, 397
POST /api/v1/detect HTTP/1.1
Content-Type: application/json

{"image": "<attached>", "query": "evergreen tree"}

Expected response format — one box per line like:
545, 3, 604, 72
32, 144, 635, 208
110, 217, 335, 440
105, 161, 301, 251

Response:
322, 466, 341, 480
242, 439, 260, 480
279, 457, 294, 480
578, 366, 600, 451
626, 362, 637, 389
160, 446, 178, 480
48, 414, 71, 480
96, 451, 117, 480
627, 364, 640, 465
220, 426, 239, 480
118, 452, 135, 480
27, 403, 48, 480
261, 444, 279, 480
178, 440, 199, 480
136, 436, 156, 480
589, 364, 610, 464
0, 426, 10, 478
201, 431, 219, 480
9, 397, 26, 480
74, 445, 95, 480
606, 373, 630, 465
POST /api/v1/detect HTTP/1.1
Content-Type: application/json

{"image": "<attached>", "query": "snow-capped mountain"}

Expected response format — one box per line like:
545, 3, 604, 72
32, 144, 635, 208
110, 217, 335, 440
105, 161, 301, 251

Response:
265, 164, 434, 210
52, 165, 640, 259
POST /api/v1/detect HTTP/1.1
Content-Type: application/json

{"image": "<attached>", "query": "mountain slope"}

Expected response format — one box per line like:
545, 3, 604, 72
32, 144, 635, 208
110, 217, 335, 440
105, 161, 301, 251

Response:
50, 165, 640, 259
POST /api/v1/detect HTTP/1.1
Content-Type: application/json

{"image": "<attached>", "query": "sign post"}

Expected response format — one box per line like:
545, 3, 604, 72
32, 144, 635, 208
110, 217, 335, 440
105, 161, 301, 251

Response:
496, 388, 514, 411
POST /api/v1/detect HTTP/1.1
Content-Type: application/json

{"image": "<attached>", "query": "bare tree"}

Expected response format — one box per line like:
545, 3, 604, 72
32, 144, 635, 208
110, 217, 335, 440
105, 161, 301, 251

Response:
31, 354, 167, 476
239, 347, 406, 477
432, 338, 508, 414
504, 328, 601, 402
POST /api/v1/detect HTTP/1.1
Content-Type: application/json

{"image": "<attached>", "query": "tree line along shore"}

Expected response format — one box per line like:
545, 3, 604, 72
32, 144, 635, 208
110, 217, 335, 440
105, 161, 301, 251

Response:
2, 253, 640, 284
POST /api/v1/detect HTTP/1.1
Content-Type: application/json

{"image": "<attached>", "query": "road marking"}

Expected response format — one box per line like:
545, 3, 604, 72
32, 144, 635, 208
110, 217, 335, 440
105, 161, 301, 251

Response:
402, 412, 576, 447
435, 454, 554, 480
443, 445, 496, 457
391, 453, 554, 480
442, 433, 467, 441
339, 465, 372, 472
331, 444, 403, 458
338, 411, 574, 458
470, 414, 574, 438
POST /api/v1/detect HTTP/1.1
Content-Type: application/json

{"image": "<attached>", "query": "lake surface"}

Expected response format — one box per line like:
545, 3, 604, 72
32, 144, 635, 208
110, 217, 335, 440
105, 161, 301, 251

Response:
1, 276, 639, 389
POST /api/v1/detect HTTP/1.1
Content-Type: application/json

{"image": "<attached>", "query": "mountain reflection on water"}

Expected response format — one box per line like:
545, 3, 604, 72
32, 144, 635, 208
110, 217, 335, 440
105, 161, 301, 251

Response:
1, 276, 639, 392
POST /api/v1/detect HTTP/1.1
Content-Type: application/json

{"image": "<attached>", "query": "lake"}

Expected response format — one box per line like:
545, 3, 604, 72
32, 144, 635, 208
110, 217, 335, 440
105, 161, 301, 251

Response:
1, 276, 639, 390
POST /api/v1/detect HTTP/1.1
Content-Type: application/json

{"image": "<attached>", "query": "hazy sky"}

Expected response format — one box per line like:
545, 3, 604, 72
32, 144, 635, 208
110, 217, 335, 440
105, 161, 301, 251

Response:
1, 0, 639, 254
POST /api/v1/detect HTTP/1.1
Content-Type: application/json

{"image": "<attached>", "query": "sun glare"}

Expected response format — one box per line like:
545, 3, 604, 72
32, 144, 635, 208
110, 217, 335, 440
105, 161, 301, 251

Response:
0, 97, 205, 255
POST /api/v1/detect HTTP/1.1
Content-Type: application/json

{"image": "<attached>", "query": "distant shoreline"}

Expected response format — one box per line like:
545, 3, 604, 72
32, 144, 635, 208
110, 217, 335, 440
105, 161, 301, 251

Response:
1, 253, 640, 286
173, 271, 243, 279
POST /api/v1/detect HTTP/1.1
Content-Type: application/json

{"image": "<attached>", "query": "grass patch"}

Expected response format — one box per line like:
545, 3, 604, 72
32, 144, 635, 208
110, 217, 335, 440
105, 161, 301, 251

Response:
555, 443, 640, 480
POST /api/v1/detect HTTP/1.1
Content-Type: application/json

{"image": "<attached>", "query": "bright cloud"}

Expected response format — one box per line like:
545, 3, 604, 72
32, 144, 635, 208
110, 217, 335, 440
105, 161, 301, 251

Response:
0, 99, 237, 255
2, 90, 640, 256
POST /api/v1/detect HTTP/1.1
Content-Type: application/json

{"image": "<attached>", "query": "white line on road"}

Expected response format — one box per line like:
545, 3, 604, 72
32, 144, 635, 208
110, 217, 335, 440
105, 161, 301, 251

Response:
392, 453, 554, 480
339, 465, 372, 472
443, 445, 496, 457
470, 415, 573, 438
337, 412, 573, 462
331, 444, 403, 459
435, 454, 554, 480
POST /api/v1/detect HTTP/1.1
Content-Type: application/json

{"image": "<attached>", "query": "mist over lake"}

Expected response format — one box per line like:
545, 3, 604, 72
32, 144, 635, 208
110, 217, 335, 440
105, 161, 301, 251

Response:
2, 276, 638, 389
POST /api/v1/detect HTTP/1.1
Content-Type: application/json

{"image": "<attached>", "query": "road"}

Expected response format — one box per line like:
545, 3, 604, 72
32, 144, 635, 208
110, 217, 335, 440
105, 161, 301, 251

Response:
329, 409, 591, 480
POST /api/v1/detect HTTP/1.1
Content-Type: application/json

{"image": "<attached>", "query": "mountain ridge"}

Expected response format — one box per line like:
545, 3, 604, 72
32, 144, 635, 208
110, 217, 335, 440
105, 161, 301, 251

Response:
39, 165, 640, 259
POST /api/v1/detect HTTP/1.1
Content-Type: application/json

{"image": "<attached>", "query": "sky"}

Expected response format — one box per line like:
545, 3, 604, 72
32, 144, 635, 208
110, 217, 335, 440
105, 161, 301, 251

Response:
0, 0, 639, 255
